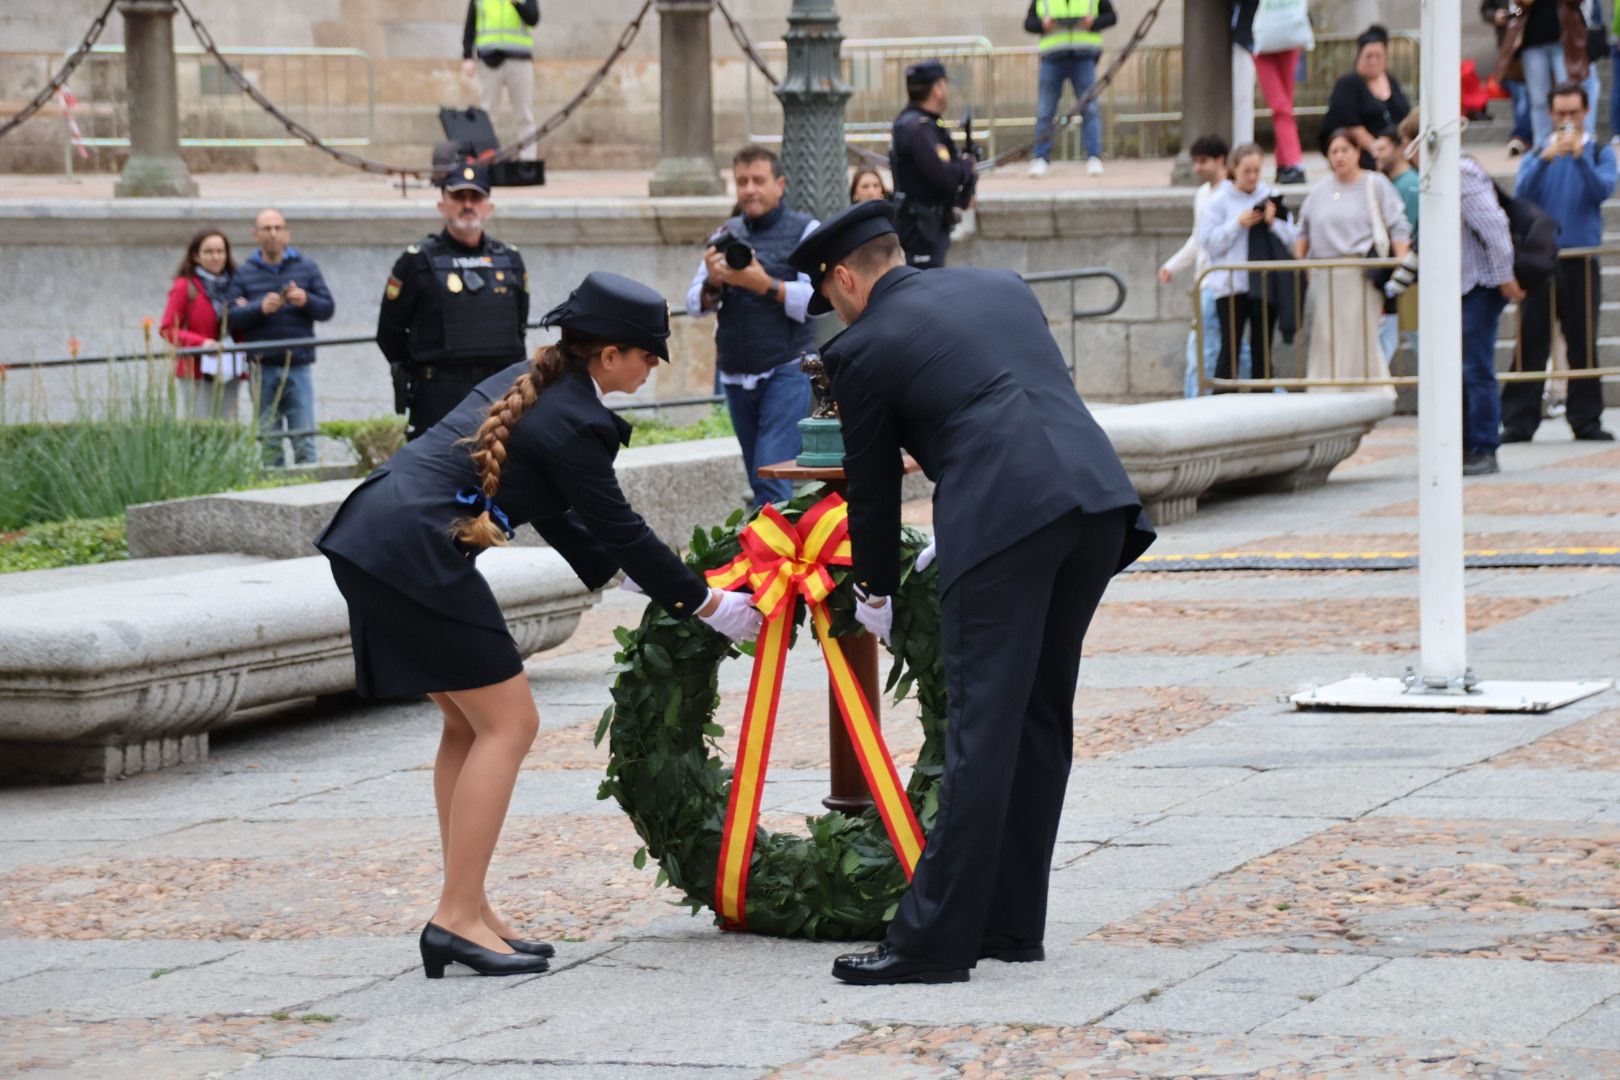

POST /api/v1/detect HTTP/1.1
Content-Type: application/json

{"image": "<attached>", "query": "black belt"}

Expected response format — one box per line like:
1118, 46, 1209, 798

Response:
411, 360, 516, 383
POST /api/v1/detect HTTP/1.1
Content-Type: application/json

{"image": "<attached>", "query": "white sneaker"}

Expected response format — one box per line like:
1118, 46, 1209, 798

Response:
1086, 156, 1104, 176
1027, 157, 1050, 178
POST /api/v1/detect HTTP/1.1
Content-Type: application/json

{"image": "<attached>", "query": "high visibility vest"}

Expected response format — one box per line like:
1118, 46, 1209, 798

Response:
474, 0, 533, 51
1037, 0, 1103, 52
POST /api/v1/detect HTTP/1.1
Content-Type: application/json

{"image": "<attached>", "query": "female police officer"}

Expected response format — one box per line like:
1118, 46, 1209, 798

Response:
316, 272, 761, 979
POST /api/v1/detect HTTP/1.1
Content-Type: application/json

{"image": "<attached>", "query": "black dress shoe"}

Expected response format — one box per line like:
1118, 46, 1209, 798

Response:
1499, 428, 1535, 444
831, 943, 969, 985
1274, 165, 1307, 185
419, 923, 550, 978
504, 937, 557, 958
978, 940, 1045, 963
1573, 427, 1615, 441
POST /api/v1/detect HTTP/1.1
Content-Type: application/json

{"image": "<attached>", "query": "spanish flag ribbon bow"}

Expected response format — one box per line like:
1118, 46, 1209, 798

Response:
705, 493, 927, 930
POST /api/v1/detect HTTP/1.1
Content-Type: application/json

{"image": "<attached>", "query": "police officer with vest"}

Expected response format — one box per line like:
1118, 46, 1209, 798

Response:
378, 151, 530, 440
1023, 0, 1116, 178
890, 60, 977, 270
684, 144, 820, 507
787, 200, 1156, 986
461, 0, 541, 162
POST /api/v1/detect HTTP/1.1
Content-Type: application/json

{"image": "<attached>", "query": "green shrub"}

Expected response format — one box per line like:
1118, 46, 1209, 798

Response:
0, 360, 265, 532
0, 516, 128, 575
319, 417, 407, 475
623, 406, 735, 447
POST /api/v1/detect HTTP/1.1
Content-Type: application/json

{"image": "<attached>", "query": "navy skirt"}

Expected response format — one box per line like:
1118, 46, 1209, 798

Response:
325, 553, 524, 699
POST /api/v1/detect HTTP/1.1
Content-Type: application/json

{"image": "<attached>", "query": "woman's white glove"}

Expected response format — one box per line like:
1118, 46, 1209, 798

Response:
698, 589, 763, 643
915, 540, 937, 572
619, 576, 644, 594
854, 594, 893, 645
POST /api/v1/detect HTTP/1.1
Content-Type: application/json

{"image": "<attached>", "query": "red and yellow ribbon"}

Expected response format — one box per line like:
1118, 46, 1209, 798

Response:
705, 493, 926, 930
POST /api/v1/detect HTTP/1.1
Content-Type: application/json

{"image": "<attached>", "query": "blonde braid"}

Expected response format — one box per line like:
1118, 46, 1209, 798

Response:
449, 331, 612, 549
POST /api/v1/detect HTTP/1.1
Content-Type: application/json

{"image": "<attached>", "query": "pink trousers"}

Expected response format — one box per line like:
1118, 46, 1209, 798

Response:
1255, 49, 1301, 167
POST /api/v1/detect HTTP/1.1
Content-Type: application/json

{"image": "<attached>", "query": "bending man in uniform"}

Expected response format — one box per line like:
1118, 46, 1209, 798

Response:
378, 152, 530, 440
788, 201, 1156, 985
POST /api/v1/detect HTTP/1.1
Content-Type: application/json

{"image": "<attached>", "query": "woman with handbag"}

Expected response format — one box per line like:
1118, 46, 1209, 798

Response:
1293, 129, 1411, 400
1232, 0, 1312, 185
1199, 143, 1299, 387
315, 272, 763, 979
159, 228, 247, 420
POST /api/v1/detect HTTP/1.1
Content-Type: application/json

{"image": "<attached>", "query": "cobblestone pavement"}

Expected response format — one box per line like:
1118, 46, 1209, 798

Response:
2, 416, 1617, 1078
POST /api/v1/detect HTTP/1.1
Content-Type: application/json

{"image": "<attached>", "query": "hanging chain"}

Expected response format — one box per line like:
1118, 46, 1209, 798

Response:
0, 0, 117, 144
715, 0, 779, 88
172, 0, 652, 181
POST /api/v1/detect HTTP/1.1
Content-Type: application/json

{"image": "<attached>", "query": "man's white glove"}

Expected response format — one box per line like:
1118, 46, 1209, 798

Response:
854, 594, 893, 645
915, 540, 937, 572
698, 589, 763, 643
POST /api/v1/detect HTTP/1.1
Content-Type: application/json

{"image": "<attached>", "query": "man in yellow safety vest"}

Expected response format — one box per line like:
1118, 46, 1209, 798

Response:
461, 0, 541, 162
1023, 0, 1116, 178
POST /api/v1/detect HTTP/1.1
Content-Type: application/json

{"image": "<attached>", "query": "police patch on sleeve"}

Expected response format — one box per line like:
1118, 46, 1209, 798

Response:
935, 145, 951, 163
384, 276, 402, 300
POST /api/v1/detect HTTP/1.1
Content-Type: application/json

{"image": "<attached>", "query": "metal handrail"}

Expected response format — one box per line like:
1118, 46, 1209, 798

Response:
1192, 248, 1620, 392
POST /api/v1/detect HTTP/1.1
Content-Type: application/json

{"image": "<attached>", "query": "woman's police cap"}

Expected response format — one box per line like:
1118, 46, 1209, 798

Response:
788, 200, 898, 315
539, 272, 672, 361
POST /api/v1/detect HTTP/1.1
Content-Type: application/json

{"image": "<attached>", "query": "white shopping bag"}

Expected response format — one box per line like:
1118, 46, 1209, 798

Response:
1252, 0, 1315, 55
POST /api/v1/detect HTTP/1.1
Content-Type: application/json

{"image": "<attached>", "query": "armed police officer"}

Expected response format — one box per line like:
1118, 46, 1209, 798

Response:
890, 60, 977, 270
378, 149, 530, 440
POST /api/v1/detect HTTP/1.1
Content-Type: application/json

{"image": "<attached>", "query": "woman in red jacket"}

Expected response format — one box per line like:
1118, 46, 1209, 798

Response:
161, 228, 243, 420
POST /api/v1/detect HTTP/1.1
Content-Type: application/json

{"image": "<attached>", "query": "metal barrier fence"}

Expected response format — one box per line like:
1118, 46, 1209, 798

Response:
0, 45, 375, 175
743, 32, 1419, 162
1192, 248, 1620, 393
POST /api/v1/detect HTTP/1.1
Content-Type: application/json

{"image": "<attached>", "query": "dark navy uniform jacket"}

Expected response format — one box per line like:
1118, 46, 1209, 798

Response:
890, 104, 976, 209
824, 265, 1154, 597
315, 363, 708, 628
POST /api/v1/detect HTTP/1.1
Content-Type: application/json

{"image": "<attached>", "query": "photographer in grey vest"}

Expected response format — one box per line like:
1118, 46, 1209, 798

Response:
685, 145, 820, 507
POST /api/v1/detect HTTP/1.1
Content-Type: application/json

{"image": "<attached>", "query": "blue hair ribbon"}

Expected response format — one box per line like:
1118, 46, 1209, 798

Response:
455, 487, 515, 540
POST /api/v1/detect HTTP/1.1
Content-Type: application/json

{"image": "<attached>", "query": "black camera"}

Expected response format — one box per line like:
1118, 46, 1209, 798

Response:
706, 226, 755, 271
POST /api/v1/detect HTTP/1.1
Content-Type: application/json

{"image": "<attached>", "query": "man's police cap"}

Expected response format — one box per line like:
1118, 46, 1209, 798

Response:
787, 200, 898, 315
431, 139, 491, 195
905, 59, 947, 86
539, 272, 672, 361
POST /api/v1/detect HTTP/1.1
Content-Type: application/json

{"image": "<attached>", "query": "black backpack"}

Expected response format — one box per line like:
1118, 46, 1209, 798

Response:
1492, 180, 1561, 290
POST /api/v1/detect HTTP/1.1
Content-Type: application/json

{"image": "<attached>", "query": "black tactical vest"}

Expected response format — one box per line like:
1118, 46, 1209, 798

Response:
408, 234, 526, 365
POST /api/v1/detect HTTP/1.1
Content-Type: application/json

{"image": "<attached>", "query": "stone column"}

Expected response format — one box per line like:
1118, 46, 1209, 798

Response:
775, 0, 852, 221
114, 0, 198, 197
1171, 0, 1232, 186
649, 0, 724, 196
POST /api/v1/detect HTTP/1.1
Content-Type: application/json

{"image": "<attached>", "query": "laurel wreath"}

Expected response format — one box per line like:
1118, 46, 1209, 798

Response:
595, 483, 946, 939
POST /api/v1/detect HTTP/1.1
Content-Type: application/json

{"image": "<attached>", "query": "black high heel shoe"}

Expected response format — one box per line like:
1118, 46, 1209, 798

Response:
419, 923, 550, 978
503, 937, 556, 958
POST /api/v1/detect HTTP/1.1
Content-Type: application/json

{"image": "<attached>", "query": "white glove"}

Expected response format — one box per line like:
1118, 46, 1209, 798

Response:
619, 576, 644, 594
915, 540, 937, 572
698, 589, 763, 643
854, 594, 893, 645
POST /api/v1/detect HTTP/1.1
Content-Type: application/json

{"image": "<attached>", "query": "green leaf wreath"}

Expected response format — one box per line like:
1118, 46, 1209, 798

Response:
596, 483, 947, 939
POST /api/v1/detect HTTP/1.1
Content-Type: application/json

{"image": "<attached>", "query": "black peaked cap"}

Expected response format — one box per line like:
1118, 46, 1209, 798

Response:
787, 199, 899, 315
539, 272, 673, 361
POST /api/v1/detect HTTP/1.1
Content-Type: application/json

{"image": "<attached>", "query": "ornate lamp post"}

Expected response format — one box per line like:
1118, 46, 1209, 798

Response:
775, 0, 851, 220
114, 0, 198, 197
649, 0, 724, 196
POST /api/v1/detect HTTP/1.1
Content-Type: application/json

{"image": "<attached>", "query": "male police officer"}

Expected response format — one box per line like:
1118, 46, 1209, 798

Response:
788, 200, 1155, 985
378, 154, 529, 440
890, 60, 977, 270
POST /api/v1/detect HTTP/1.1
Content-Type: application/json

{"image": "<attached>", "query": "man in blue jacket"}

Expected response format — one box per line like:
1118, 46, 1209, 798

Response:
228, 209, 337, 466
1507, 81, 1616, 442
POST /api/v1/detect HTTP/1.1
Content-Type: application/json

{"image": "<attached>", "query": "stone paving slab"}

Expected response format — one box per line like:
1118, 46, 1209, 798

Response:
1104, 952, 1388, 1035
1260, 956, 1620, 1042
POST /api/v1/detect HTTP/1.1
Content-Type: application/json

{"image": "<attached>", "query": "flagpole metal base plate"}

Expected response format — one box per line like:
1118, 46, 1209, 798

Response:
1292, 676, 1613, 714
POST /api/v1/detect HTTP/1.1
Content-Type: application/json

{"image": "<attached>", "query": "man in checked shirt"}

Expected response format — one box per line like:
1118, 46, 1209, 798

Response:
1460, 153, 1526, 477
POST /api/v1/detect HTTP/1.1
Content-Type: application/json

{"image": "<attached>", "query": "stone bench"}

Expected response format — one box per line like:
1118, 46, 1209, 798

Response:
125, 396, 1392, 559
0, 550, 598, 783
1099, 392, 1395, 524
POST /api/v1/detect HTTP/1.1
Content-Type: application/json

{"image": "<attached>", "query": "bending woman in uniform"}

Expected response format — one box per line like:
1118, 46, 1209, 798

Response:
316, 272, 762, 979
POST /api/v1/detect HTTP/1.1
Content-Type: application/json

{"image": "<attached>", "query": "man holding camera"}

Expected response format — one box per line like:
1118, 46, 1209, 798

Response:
685, 144, 820, 507
1506, 81, 1616, 443
377, 152, 530, 441
891, 60, 977, 269
228, 208, 335, 467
